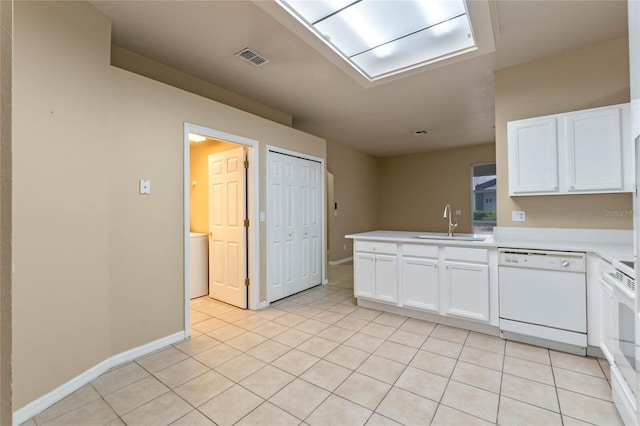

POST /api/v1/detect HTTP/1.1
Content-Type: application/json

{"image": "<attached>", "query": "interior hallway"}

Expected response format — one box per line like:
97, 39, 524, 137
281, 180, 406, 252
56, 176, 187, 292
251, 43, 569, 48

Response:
21, 263, 621, 425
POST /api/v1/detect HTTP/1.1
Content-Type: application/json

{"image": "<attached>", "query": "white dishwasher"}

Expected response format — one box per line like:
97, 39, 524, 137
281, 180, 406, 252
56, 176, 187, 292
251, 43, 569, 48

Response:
498, 248, 587, 355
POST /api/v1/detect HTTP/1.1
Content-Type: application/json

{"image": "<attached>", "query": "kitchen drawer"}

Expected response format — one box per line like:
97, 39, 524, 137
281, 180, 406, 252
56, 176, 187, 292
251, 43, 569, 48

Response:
402, 243, 438, 258
354, 240, 397, 254
444, 247, 488, 263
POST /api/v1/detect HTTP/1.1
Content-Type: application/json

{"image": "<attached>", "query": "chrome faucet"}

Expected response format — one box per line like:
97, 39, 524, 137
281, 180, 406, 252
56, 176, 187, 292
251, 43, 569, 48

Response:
443, 204, 458, 237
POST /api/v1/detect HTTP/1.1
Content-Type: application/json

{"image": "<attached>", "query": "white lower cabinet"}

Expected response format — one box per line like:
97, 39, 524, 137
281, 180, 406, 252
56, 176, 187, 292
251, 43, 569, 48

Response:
354, 252, 376, 299
443, 261, 490, 322
354, 240, 494, 326
375, 254, 398, 304
354, 242, 397, 304
402, 257, 439, 312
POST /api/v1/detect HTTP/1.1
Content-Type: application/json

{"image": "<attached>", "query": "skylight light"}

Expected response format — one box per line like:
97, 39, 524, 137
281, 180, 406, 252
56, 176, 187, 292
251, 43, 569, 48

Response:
275, 0, 477, 81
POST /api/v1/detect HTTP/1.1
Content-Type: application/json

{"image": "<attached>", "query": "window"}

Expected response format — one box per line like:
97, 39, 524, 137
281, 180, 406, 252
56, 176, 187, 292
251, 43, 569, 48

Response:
472, 163, 496, 234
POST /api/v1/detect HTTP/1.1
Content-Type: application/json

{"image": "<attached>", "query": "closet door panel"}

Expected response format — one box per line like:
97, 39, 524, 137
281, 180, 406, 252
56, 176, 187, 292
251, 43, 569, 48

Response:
268, 151, 323, 302
268, 155, 284, 301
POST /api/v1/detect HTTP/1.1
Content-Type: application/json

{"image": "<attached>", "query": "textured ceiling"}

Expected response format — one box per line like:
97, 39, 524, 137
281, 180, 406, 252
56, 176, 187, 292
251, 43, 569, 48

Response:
91, 0, 628, 157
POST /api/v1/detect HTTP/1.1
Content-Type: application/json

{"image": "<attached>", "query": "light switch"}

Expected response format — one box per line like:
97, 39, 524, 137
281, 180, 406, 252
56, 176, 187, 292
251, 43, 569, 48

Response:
139, 179, 151, 195
512, 210, 525, 222
259, 212, 266, 222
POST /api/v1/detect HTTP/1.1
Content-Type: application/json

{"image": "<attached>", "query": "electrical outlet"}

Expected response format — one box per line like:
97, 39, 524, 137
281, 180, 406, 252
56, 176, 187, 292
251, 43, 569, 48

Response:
512, 210, 526, 222
139, 179, 151, 195
455, 209, 461, 216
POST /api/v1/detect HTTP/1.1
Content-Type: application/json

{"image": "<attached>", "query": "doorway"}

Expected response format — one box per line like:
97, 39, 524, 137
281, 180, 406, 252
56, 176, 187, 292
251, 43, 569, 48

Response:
183, 123, 259, 335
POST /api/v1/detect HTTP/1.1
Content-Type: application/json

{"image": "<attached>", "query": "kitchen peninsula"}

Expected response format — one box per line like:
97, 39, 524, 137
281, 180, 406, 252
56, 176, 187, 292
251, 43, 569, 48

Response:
346, 228, 633, 354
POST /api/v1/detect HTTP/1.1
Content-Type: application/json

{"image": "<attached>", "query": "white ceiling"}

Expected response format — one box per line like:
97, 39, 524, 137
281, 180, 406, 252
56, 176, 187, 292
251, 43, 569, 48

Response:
90, 0, 628, 157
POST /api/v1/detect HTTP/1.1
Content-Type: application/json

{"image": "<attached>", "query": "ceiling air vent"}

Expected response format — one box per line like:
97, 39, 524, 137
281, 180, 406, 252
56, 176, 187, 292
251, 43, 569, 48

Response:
235, 48, 269, 67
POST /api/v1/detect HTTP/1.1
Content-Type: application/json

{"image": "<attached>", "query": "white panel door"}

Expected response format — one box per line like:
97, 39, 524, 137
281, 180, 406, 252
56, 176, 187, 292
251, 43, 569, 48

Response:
298, 159, 322, 292
267, 151, 323, 302
375, 254, 398, 304
508, 117, 559, 195
565, 108, 623, 192
443, 261, 489, 322
268, 155, 285, 301
208, 147, 247, 308
354, 252, 375, 299
282, 155, 297, 296
402, 257, 439, 312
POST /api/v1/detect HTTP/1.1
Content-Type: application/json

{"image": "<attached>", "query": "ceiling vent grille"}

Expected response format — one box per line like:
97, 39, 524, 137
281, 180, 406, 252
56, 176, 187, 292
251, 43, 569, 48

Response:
235, 48, 269, 67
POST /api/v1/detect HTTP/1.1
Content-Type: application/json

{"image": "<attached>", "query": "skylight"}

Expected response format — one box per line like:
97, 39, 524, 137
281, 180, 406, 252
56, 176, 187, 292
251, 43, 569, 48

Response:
275, 0, 477, 81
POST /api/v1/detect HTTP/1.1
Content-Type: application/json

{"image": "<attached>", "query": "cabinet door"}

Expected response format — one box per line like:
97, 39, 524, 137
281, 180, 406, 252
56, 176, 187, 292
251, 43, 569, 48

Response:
354, 252, 375, 299
402, 257, 438, 312
599, 278, 615, 364
375, 254, 398, 304
444, 262, 489, 322
565, 108, 623, 192
508, 117, 559, 195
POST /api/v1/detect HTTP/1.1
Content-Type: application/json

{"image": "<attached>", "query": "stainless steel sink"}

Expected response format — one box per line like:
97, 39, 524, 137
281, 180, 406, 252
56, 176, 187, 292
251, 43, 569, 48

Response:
413, 233, 488, 242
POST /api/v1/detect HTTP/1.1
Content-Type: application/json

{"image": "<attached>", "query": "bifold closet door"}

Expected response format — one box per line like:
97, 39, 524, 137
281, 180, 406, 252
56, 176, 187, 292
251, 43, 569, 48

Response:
268, 151, 322, 302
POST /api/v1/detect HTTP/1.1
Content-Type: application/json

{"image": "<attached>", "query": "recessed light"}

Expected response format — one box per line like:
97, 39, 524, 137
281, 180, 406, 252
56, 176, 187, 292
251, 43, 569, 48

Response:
189, 133, 207, 142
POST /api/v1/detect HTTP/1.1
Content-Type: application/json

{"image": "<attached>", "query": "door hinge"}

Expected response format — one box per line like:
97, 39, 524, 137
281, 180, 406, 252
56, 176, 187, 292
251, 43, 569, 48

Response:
244, 278, 250, 287
244, 219, 250, 227
244, 160, 249, 169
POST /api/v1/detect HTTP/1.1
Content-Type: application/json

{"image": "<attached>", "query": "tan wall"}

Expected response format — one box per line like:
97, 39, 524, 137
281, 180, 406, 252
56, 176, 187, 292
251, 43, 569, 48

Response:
0, 0, 12, 422
190, 140, 239, 233
14, 0, 326, 410
112, 45, 293, 128
379, 144, 496, 233
13, 1, 112, 409
495, 37, 632, 229
326, 141, 379, 262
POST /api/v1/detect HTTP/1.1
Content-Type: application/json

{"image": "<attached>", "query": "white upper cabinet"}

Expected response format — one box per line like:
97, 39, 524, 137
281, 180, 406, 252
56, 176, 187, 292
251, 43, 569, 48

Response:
565, 108, 622, 192
508, 103, 632, 196
508, 117, 559, 194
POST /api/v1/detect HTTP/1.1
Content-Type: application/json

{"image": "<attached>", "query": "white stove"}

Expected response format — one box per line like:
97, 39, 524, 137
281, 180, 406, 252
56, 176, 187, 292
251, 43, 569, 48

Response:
604, 259, 638, 425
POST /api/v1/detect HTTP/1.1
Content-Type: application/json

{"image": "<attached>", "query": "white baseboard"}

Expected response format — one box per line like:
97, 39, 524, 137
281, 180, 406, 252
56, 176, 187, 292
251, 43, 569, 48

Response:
329, 256, 353, 266
13, 331, 186, 425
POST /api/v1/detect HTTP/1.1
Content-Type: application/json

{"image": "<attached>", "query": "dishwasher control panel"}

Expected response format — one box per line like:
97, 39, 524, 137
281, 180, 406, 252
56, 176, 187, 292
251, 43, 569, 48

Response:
498, 249, 586, 273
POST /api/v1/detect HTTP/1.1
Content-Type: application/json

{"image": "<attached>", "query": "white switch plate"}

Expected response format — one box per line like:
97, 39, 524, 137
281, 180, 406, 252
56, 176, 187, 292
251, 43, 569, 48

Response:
139, 179, 151, 195
512, 210, 526, 222
259, 212, 266, 222
455, 209, 461, 216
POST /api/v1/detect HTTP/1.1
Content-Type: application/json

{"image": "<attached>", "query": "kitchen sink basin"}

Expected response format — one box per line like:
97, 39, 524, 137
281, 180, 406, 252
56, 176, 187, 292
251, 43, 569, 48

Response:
413, 233, 488, 242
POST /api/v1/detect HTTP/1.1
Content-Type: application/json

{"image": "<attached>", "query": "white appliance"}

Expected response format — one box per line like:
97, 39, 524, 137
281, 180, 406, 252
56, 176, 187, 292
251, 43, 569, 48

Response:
498, 248, 587, 355
604, 260, 637, 425
190, 232, 208, 299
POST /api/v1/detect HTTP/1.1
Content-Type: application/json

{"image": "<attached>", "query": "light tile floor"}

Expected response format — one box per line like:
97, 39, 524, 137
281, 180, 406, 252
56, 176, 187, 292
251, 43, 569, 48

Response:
23, 263, 623, 426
